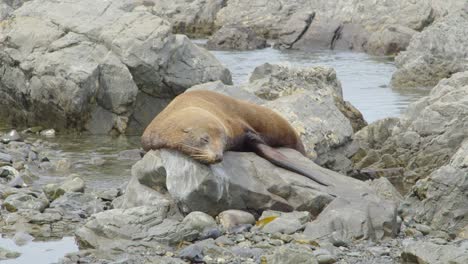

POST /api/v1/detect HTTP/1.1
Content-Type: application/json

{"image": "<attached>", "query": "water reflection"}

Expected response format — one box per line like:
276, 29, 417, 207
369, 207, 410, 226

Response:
0, 235, 78, 264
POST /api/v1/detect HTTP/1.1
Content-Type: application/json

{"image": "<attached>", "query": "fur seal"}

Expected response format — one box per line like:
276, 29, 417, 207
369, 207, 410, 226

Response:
141, 90, 329, 186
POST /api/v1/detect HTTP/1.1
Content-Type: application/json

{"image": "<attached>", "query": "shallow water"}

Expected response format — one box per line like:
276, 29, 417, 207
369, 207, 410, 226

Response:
0, 236, 78, 264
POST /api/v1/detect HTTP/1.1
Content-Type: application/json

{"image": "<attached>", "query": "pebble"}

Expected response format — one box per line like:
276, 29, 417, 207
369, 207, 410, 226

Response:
269, 239, 284, 246
215, 236, 235, 246
415, 224, 432, 235
40, 129, 56, 137
316, 254, 337, 264
1, 130, 21, 144
367, 246, 390, 256
13, 231, 34, 246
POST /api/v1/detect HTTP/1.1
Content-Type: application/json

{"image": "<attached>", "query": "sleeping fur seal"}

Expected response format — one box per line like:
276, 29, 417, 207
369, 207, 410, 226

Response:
141, 90, 329, 186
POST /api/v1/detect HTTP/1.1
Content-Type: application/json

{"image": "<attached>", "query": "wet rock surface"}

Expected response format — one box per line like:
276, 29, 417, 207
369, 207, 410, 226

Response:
0, 0, 231, 134
333, 71, 468, 191
207, 25, 267, 50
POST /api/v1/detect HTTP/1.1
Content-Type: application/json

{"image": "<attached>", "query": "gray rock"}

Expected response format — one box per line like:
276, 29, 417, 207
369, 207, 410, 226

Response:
257, 210, 311, 235
401, 240, 468, 264
13, 231, 34, 246
4, 192, 49, 212
131, 148, 399, 242
76, 206, 213, 250
59, 175, 85, 193
40, 129, 55, 137
0, 152, 12, 163
0, 0, 231, 134
341, 71, 468, 191
400, 138, 468, 237
217, 210, 256, 229
216, 0, 435, 55
392, 11, 468, 88
50, 192, 107, 217
182, 211, 217, 233
216, 0, 314, 40
147, 0, 226, 37
207, 25, 267, 50
266, 244, 318, 264
1, 130, 21, 143
0, 246, 20, 260
247, 63, 342, 100
316, 254, 337, 264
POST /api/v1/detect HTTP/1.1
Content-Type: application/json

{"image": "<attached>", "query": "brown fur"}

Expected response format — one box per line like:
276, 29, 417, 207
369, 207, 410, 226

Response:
142, 90, 305, 162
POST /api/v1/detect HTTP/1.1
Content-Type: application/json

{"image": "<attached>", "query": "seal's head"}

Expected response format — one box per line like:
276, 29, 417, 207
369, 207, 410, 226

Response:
142, 107, 228, 164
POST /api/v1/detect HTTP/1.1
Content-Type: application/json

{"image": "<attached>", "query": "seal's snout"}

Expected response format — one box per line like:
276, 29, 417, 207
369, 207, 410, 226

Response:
214, 153, 223, 163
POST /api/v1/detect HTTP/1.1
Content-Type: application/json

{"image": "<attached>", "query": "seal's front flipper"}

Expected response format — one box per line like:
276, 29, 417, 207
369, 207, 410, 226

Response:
250, 141, 330, 187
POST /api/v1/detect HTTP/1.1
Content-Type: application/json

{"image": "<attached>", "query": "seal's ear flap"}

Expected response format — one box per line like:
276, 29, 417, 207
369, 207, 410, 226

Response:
182, 127, 192, 133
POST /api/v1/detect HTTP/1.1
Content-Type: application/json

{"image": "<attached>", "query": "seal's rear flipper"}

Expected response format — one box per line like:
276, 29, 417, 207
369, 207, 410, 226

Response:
252, 142, 330, 187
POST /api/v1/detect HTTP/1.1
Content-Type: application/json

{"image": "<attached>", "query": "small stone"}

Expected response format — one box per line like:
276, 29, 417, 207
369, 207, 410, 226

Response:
90, 157, 105, 166
60, 175, 85, 193
96, 188, 121, 201
0, 152, 12, 163
228, 224, 252, 234
235, 234, 246, 242
165, 252, 174, 257
415, 224, 432, 235
0, 246, 21, 260
215, 236, 235, 246
1, 130, 22, 144
404, 228, 424, 238
237, 241, 253, 247
182, 211, 217, 233
269, 239, 284, 246
217, 209, 255, 229
12, 161, 24, 171
40, 129, 56, 137
346, 252, 362, 257
53, 159, 71, 172
199, 227, 223, 240
255, 241, 273, 249
252, 235, 264, 243
316, 254, 336, 264
330, 232, 350, 247
43, 184, 65, 201
367, 246, 390, 256
430, 238, 448, 245
4, 192, 49, 212
13, 231, 34, 246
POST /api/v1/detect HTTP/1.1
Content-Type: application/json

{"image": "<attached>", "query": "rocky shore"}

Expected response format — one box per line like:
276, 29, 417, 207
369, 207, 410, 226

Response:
1, 0, 467, 263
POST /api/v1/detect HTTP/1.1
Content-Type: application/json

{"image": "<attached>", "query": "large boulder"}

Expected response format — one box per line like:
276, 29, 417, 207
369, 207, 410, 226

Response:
0, 0, 231, 134
400, 138, 468, 238
337, 71, 468, 191
391, 10, 468, 88
122, 148, 400, 243
215, 0, 314, 41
